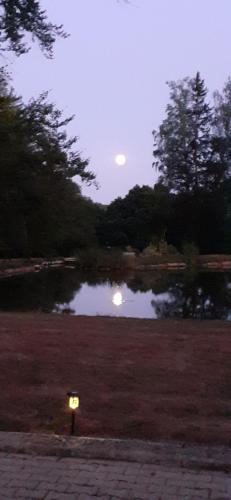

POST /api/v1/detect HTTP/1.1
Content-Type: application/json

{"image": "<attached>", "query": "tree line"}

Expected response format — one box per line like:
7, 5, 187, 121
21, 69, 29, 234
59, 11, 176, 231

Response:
99, 73, 231, 254
0, 69, 230, 257
0, 70, 100, 257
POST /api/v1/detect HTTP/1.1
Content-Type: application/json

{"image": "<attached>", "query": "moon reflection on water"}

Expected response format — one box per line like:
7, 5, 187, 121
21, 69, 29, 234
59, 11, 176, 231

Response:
112, 291, 123, 306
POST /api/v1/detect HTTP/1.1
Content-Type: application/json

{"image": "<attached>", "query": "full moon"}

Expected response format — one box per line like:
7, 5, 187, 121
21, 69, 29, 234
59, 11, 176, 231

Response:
115, 154, 126, 166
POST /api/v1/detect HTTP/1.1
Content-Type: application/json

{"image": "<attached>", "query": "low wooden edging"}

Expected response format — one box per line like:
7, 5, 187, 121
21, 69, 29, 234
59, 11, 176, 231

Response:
0, 257, 231, 279
0, 257, 79, 279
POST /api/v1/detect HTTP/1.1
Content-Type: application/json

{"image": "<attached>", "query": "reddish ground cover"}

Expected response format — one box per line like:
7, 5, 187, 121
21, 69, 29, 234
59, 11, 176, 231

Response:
0, 313, 230, 444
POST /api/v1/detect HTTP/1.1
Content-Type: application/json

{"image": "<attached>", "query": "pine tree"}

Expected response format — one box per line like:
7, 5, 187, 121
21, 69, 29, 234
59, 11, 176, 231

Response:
213, 78, 231, 180
153, 73, 219, 193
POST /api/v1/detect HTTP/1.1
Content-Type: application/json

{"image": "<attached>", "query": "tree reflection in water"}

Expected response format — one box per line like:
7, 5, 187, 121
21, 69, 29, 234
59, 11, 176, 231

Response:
0, 268, 82, 313
86, 270, 231, 320
0, 269, 230, 320
128, 271, 231, 319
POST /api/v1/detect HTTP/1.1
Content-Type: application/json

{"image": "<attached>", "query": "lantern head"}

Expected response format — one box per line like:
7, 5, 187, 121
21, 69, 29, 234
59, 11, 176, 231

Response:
67, 391, 79, 411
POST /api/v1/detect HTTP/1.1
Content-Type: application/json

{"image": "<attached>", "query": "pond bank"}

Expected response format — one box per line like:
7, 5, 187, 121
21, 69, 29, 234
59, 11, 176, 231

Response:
0, 254, 231, 279
0, 257, 78, 279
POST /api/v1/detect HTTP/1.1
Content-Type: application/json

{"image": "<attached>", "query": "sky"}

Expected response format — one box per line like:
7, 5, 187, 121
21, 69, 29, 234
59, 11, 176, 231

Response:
8, 0, 231, 204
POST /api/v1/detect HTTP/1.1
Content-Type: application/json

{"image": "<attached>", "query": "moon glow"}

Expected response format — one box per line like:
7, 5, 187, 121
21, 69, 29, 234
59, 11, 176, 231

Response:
112, 291, 123, 306
115, 154, 126, 166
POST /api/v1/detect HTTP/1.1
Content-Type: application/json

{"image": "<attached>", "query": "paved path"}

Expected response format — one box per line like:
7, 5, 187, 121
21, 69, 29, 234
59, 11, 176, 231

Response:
0, 451, 231, 500
0, 433, 231, 499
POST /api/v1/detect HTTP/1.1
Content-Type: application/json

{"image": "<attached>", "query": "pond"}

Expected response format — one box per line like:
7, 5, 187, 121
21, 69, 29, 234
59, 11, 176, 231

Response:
0, 268, 231, 320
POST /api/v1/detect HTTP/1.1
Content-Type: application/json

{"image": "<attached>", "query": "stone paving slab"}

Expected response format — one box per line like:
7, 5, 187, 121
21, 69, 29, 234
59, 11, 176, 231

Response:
0, 451, 231, 500
0, 433, 231, 499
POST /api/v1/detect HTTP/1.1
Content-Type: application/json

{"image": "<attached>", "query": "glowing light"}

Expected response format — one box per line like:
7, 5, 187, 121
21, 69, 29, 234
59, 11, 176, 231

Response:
112, 291, 123, 306
67, 391, 79, 436
67, 392, 79, 410
69, 396, 79, 410
115, 154, 126, 166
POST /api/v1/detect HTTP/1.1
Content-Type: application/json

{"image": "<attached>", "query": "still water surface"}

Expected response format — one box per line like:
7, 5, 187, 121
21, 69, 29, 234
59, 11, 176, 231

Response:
0, 268, 230, 320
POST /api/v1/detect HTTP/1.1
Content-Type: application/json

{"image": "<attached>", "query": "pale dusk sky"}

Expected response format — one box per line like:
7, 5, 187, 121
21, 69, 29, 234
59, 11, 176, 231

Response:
8, 0, 231, 203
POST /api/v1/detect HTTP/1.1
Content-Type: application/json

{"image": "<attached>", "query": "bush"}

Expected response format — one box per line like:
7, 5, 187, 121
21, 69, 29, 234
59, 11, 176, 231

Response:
159, 239, 168, 255
166, 244, 180, 255
142, 244, 159, 257
182, 242, 199, 267
78, 248, 124, 270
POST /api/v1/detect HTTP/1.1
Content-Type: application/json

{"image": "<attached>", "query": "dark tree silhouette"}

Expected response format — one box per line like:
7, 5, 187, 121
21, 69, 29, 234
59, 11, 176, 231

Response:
0, 0, 67, 57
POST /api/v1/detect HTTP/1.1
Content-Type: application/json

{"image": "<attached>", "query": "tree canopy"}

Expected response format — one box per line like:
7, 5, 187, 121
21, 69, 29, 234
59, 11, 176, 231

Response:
1, 69, 231, 257
0, 70, 98, 256
0, 1, 129, 57
97, 184, 171, 251
153, 72, 228, 194
0, 0, 67, 57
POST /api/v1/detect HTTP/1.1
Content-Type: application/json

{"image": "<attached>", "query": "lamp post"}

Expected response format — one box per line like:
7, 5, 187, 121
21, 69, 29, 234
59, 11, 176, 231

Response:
67, 391, 79, 436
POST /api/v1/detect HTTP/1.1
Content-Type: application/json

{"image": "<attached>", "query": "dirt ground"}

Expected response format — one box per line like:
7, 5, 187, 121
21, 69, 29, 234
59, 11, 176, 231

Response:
0, 312, 231, 445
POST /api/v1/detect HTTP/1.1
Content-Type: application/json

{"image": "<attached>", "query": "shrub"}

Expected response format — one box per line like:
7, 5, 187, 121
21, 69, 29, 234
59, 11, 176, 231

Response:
182, 242, 199, 267
78, 248, 124, 270
166, 244, 180, 255
142, 244, 159, 257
